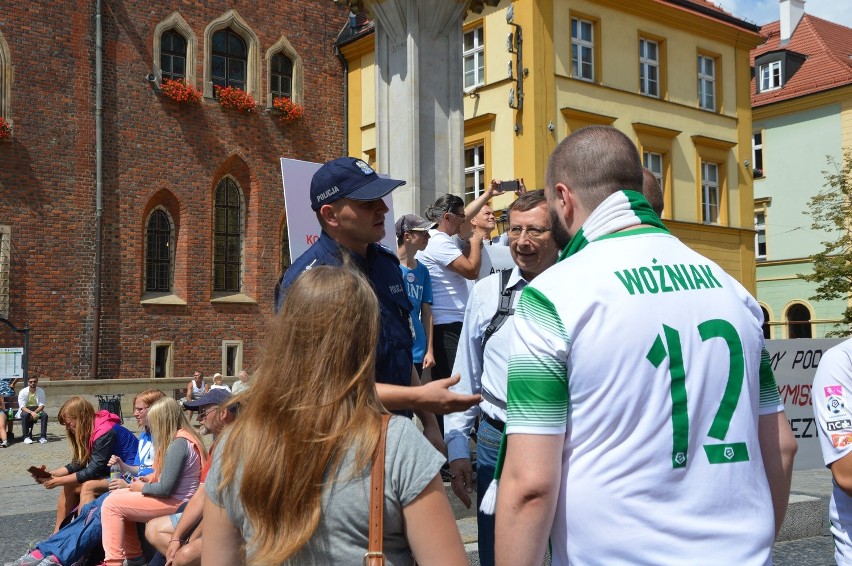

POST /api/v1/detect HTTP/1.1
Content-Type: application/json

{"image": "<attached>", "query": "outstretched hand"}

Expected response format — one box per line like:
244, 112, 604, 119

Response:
418, 375, 480, 414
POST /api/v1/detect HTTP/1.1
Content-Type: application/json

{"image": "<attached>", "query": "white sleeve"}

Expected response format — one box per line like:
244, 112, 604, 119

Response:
444, 281, 487, 461
432, 235, 462, 267
813, 342, 852, 466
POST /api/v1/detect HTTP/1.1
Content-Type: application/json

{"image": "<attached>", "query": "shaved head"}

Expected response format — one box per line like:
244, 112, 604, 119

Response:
545, 126, 643, 212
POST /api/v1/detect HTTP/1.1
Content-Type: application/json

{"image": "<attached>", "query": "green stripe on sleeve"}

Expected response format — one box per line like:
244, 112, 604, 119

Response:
507, 355, 568, 429
759, 348, 782, 409
515, 287, 568, 341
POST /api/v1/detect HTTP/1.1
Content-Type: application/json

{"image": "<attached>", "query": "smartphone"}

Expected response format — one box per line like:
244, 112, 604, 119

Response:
500, 179, 520, 192
27, 466, 51, 480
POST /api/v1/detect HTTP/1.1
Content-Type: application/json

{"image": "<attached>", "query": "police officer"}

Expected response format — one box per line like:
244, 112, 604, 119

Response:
274, 157, 479, 450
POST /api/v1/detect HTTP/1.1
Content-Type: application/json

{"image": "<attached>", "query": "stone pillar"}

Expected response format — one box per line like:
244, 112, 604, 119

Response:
363, 0, 471, 217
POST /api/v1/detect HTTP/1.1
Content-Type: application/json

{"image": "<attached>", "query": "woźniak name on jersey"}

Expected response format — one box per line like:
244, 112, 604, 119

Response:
614, 259, 723, 295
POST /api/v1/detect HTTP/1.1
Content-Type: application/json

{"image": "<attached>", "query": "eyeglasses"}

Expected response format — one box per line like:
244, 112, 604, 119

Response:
446, 211, 466, 221
508, 226, 551, 239
28, 381, 37, 385
197, 407, 215, 419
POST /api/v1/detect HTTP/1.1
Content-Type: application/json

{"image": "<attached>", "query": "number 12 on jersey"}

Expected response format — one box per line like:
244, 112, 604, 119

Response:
646, 319, 750, 469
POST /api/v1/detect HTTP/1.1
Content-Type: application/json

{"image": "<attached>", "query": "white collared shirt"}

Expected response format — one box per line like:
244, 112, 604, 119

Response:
444, 266, 528, 462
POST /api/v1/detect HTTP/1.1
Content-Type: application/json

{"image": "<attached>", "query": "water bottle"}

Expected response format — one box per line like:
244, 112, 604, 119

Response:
110, 463, 121, 481
6, 408, 11, 419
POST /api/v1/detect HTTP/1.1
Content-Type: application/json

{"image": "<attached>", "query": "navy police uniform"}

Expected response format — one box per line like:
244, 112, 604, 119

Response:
275, 231, 414, 388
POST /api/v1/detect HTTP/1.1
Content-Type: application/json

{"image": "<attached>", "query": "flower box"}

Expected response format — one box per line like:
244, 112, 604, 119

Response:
160, 79, 202, 104
0, 117, 11, 140
215, 86, 256, 113
272, 96, 304, 122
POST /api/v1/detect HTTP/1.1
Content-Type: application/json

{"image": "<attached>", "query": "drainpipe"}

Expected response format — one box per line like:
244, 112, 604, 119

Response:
334, 44, 349, 156
91, 0, 103, 379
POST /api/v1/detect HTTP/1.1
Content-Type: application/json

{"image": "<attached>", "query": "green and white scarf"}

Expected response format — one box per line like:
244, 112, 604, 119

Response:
479, 190, 669, 515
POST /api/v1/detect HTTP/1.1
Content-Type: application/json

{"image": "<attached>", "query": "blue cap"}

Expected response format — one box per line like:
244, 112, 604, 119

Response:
310, 157, 405, 211
184, 388, 231, 409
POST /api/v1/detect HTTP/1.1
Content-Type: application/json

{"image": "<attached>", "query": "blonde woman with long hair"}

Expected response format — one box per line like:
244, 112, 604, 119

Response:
100, 397, 206, 566
40, 396, 138, 533
203, 266, 466, 565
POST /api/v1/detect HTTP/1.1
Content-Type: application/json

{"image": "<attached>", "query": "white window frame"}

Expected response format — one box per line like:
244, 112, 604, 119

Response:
571, 18, 594, 82
754, 211, 767, 261
464, 144, 486, 203
752, 132, 764, 176
221, 340, 243, 377
639, 38, 659, 98
150, 341, 174, 379
701, 162, 720, 224
643, 151, 664, 190
463, 26, 485, 90
759, 61, 782, 92
698, 55, 715, 111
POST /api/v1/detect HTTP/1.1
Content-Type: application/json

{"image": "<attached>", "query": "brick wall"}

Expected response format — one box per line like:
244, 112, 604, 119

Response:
0, 1, 347, 379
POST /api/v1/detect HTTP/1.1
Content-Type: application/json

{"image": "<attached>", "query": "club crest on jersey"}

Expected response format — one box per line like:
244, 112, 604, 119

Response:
825, 385, 844, 398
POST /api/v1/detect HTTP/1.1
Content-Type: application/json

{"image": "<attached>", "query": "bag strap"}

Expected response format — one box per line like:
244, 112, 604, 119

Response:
482, 269, 516, 349
365, 414, 391, 566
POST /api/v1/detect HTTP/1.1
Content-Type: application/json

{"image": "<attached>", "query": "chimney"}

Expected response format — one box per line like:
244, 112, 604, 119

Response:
779, 0, 805, 43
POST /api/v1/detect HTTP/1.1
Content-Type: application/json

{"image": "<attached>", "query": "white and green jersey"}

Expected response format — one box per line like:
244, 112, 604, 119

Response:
812, 338, 852, 565
506, 229, 783, 565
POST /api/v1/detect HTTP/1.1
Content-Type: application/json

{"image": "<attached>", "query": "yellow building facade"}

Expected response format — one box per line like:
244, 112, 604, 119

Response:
338, 0, 763, 290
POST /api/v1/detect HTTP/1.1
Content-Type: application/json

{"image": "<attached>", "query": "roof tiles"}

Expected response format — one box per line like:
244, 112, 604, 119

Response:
751, 14, 852, 107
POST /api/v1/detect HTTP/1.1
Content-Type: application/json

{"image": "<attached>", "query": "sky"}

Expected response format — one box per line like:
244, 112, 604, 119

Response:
714, 0, 852, 28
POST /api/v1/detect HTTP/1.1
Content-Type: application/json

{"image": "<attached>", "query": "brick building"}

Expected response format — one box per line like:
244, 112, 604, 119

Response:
0, 1, 348, 380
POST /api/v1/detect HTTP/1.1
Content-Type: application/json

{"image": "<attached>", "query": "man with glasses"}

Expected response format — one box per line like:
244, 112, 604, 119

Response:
443, 190, 564, 566
18, 376, 48, 444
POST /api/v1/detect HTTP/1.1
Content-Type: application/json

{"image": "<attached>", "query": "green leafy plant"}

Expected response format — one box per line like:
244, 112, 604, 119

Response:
798, 150, 852, 336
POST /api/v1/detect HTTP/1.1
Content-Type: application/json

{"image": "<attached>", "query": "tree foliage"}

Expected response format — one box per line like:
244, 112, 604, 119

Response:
799, 150, 852, 336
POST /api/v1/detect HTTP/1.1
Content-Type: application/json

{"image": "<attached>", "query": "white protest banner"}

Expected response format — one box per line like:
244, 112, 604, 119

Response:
765, 338, 844, 470
477, 243, 515, 281
279, 158, 397, 262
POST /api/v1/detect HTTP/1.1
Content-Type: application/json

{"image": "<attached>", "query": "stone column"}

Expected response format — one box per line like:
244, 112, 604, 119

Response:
363, 0, 471, 217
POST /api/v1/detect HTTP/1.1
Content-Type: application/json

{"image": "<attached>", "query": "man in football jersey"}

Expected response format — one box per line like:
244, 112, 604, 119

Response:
493, 126, 797, 565
813, 338, 852, 565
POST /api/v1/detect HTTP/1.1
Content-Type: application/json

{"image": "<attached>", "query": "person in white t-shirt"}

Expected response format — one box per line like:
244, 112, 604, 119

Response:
492, 125, 797, 565
210, 373, 231, 393
813, 338, 852, 565
417, 194, 483, 391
